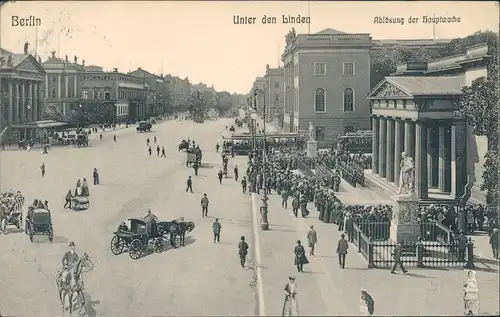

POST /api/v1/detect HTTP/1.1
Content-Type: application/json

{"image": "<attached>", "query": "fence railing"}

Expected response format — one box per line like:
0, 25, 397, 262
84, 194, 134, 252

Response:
352, 222, 475, 268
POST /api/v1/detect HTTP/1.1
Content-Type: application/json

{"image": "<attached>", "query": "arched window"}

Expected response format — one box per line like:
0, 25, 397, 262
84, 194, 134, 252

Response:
314, 88, 326, 113
343, 88, 354, 112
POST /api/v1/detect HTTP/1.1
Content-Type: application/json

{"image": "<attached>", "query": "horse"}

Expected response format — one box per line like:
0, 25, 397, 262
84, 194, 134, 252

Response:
56, 252, 94, 315
157, 220, 195, 248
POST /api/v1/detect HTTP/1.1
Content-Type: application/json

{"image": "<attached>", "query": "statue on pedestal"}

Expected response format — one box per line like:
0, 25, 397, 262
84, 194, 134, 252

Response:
397, 152, 415, 195
65, 55, 68, 62
24, 41, 30, 55
308, 122, 316, 142
74, 55, 78, 64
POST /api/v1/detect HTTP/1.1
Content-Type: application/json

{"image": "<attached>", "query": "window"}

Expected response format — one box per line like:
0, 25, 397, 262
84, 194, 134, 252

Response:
314, 62, 326, 76
51, 88, 56, 98
82, 90, 88, 100
93, 90, 99, 100
275, 82, 280, 88
315, 126, 325, 141
343, 62, 355, 75
314, 88, 326, 113
344, 126, 354, 134
343, 88, 354, 112
105, 90, 111, 100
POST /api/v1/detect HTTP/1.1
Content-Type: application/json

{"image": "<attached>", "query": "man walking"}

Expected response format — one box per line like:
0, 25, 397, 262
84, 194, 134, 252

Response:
457, 230, 468, 262
336, 233, 349, 269
238, 236, 249, 268
201, 193, 209, 217
294, 240, 308, 273
113, 134, 116, 142
345, 213, 354, 242
291, 195, 300, 218
281, 189, 289, 209
490, 228, 499, 259
218, 170, 223, 185
213, 218, 221, 243
241, 176, 247, 194
161, 146, 166, 158
307, 225, 317, 256
148, 146, 152, 156
156, 145, 160, 156
186, 176, 193, 193
391, 242, 408, 274
234, 165, 239, 182
40, 162, 46, 178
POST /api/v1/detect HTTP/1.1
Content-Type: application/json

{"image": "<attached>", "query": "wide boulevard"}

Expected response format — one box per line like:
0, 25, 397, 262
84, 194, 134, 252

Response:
0, 119, 256, 317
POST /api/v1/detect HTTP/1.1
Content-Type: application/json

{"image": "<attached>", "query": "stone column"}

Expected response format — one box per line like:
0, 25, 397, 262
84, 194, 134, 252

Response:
20, 82, 26, 123
45, 74, 49, 98
8, 82, 13, 124
57, 75, 61, 98
15, 83, 20, 124
0, 78, 3, 129
378, 117, 387, 178
65, 75, 69, 98
438, 125, 451, 193
394, 118, 404, 187
372, 116, 379, 174
427, 127, 439, 188
404, 120, 415, 159
28, 82, 33, 122
386, 117, 395, 182
451, 121, 467, 199
33, 82, 38, 121
74, 75, 78, 97
414, 121, 428, 199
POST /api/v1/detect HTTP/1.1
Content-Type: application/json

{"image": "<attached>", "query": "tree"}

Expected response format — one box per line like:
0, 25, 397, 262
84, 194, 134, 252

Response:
452, 30, 499, 204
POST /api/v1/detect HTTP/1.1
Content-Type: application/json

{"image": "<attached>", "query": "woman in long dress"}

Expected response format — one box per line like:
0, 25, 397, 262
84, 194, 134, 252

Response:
463, 270, 480, 315
81, 178, 89, 197
282, 277, 299, 316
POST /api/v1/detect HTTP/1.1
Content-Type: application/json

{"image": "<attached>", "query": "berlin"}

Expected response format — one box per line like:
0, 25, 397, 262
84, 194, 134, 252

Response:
0, 1, 498, 317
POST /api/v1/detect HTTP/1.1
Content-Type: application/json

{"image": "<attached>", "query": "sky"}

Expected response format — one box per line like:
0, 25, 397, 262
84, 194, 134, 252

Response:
1, 1, 498, 94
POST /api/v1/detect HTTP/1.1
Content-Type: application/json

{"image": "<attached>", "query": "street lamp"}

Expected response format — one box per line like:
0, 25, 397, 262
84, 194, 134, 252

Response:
250, 108, 258, 153
25, 99, 31, 139
253, 89, 269, 230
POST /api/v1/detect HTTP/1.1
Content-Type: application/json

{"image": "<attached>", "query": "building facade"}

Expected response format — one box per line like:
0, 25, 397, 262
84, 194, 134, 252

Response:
251, 76, 266, 116
263, 65, 284, 123
366, 43, 490, 202
281, 28, 372, 145
42, 52, 85, 118
0, 47, 46, 138
79, 68, 147, 122
128, 68, 167, 117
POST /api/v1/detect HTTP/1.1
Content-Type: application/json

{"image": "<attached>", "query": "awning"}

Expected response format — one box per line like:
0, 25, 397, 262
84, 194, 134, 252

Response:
11, 120, 69, 129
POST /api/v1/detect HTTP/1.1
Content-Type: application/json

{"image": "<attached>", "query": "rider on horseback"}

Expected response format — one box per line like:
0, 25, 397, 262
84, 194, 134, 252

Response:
61, 242, 79, 285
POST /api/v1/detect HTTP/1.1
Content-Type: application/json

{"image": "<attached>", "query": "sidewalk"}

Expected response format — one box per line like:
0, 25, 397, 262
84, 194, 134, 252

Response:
252, 186, 500, 316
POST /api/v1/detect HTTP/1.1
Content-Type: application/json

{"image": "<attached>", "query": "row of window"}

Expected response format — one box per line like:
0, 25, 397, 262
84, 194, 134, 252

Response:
49, 87, 75, 98
314, 62, 355, 76
314, 88, 355, 113
117, 104, 129, 116
80, 89, 145, 101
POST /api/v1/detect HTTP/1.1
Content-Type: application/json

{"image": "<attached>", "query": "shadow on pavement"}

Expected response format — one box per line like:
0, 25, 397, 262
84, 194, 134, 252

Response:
82, 292, 100, 317
51, 235, 69, 244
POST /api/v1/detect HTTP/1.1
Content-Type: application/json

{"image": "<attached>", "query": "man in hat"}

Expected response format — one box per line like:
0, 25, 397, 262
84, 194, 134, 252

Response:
60, 241, 79, 285
294, 240, 308, 272
201, 193, 209, 218
282, 276, 298, 316
490, 228, 499, 259
238, 236, 249, 268
306, 225, 317, 256
336, 233, 349, 269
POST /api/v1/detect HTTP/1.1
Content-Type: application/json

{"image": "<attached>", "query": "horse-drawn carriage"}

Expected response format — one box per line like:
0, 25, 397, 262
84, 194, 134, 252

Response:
186, 147, 202, 167
178, 140, 190, 151
25, 207, 53, 242
0, 191, 25, 234
136, 121, 152, 132
110, 217, 166, 259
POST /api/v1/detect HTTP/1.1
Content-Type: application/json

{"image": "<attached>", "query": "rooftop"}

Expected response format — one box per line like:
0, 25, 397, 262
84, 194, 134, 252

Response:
385, 76, 463, 96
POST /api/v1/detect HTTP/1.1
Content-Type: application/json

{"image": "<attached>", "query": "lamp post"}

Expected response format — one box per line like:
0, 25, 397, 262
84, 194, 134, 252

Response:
250, 108, 258, 156
253, 89, 269, 230
25, 99, 31, 138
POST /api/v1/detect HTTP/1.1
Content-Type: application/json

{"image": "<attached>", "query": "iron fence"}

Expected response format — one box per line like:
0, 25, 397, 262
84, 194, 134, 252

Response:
353, 221, 455, 243
352, 223, 475, 269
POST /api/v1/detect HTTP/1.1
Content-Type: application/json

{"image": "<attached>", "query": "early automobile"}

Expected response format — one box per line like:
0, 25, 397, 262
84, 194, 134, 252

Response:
136, 121, 152, 132
110, 217, 165, 260
25, 207, 53, 242
75, 133, 89, 147
178, 140, 189, 151
186, 148, 202, 167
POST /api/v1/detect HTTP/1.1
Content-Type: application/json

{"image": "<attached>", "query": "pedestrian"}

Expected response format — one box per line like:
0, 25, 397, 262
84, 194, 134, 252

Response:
193, 161, 199, 176
238, 236, 249, 268
307, 225, 317, 256
201, 193, 209, 217
294, 240, 308, 273
156, 145, 160, 156
113, 134, 116, 142
336, 233, 349, 269
241, 176, 247, 193
282, 276, 298, 316
281, 189, 289, 209
64, 190, 73, 209
457, 231, 468, 262
186, 176, 193, 193
40, 162, 45, 178
390, 242, 408, 274
360, 289, 375, 316
218, 170, 223, 184
148, 146, 152, 156
213, 218, 221, 243
161, 146, 166, 158
345, 213, 354, 242
234, 165, 239, 182
291, 195, 299, 218
99, 133, 102, 140
154, 136, 157, 144
490, 228, 498, 259
216, 143, 220, 153
93, 168, 99, 185
147, 137, 150, 146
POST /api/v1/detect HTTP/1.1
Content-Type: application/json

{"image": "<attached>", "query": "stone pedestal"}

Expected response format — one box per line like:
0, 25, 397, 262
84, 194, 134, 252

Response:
307, 140, 318, 158
390, 195, 420, 243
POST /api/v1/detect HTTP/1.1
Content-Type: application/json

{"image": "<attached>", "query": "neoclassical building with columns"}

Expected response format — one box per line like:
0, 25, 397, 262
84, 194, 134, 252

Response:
366, 43, 491, 204
0, 47, 46, 138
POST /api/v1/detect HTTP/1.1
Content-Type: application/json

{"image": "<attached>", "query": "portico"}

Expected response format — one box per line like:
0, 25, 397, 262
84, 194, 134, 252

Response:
366, 76, 469, 203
